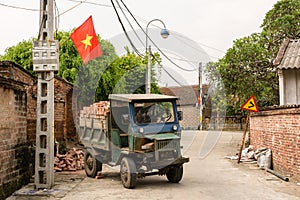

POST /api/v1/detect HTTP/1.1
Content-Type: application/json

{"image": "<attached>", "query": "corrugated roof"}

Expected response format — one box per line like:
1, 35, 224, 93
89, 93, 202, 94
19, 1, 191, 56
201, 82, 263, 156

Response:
274, 39, 300, 69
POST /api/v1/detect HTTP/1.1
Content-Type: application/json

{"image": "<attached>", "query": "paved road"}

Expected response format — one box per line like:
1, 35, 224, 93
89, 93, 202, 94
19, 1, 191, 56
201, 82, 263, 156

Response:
8, 131, 300, 200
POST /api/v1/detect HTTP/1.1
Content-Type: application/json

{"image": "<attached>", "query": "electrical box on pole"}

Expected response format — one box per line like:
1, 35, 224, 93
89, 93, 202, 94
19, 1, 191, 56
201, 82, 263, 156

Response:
32, 0, 59, 189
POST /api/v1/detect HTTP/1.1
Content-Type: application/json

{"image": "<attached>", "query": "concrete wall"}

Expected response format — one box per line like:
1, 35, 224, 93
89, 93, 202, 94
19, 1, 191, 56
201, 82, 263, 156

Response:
250, 106, 300, 181
279, 69, 300, 105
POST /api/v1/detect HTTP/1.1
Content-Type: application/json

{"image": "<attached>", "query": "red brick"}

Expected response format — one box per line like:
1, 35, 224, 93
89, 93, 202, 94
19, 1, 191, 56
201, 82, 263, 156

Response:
250, 107, 300, 181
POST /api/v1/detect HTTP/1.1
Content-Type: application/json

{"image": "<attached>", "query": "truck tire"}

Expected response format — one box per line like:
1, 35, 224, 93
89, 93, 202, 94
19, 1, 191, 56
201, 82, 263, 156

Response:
84, 150, 102, 178
120, 157, 137, 189
166, 165, 183, 183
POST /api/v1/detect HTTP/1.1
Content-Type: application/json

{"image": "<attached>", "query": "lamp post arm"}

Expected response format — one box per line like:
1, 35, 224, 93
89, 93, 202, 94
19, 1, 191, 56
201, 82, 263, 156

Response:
145, 19, 167, 52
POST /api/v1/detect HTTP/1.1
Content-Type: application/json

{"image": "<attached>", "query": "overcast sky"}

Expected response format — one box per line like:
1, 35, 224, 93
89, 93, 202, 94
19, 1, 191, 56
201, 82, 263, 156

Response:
0, 0, 279, 85
0, 0, 278, 56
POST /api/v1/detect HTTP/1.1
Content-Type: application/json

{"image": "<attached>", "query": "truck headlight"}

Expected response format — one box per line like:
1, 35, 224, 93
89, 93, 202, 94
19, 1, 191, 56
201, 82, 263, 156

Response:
172, 125, 178, 131
139, 127, 144, 133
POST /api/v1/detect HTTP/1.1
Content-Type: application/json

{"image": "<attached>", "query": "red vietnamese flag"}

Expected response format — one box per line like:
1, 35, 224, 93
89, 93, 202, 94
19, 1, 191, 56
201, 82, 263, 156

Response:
70, 16, 102, 64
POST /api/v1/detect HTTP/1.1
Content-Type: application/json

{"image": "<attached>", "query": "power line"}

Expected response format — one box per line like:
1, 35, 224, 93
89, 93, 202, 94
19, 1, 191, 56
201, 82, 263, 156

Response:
0, 2, 39, 11
114, 0, 145, 48
0, 0, 224, 59
119, 0, 197, 72
171, 34, 222, 60
110, 0, 144, 58
116, 6, 225, 55
66, 0, 112, 8
151, 54, 185, 87
58, 0, 86, 17
0, 0, 225, 56
197, 41, 226, 54
54, 0, 60, 36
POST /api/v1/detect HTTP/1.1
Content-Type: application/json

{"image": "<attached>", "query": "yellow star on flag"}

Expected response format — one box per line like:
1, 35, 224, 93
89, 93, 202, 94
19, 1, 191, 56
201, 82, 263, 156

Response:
81, 34, 93, 50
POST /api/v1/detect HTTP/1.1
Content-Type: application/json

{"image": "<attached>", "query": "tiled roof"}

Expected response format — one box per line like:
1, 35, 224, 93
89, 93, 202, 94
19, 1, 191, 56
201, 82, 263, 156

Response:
160, 85, 198, 105
274, 39, 300, 69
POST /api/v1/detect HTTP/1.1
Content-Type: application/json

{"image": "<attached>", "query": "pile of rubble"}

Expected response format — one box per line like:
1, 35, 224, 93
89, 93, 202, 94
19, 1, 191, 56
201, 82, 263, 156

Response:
225, 145, 272, 168
54, 148, 84, 172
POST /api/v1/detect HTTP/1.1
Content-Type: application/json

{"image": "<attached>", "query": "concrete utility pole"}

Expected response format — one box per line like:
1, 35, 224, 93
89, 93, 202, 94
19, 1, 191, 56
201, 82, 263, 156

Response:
32, 0, 59, 189
198, 63, 202, 130
146, 46, 152, 94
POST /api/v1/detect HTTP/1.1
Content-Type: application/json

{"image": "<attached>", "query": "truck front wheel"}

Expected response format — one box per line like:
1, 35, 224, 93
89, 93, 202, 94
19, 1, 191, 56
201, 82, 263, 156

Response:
166, 165, 183, 183
120, 157, 137, 189
84, 150, 102, 178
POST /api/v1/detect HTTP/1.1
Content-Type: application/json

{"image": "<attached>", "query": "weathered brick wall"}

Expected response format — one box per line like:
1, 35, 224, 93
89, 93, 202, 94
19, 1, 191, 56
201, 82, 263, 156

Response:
250, 106, 300, 181
66, 89, 77, 138
0, 61, 77, 198
26, 85, 37, 143
54, 77, 76, 141
0, 61, 33, 86
0, 80, 34, 199
0, 61, 36, 144
179, 105, 199, 130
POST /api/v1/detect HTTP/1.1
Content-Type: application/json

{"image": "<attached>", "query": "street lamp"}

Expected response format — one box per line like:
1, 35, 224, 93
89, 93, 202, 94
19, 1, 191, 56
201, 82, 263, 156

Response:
145, 19, 169, 94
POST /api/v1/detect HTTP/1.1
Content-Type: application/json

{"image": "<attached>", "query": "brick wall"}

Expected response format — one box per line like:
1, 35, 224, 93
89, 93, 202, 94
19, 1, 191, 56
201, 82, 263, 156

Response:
250, 106, 300, 181
179, 105, 199, 130
0, 78, 34, 199
54, 77, 75, 141
0, 61, 77, 198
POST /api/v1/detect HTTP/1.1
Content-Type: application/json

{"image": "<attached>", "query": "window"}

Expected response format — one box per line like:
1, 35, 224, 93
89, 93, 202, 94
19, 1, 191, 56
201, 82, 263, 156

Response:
134, 101, 174, 124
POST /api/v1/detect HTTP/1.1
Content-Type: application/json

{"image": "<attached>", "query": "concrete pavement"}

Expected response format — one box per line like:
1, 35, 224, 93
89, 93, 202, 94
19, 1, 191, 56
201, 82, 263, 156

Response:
7, 131, 300, 200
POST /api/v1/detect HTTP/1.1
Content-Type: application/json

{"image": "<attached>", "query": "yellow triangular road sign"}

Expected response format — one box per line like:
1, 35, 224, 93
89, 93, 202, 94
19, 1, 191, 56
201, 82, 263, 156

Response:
241, 95, 259, 112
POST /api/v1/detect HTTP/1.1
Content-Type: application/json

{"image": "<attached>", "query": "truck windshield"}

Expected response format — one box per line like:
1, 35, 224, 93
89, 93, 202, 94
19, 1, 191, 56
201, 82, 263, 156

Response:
133, 101, 175, 124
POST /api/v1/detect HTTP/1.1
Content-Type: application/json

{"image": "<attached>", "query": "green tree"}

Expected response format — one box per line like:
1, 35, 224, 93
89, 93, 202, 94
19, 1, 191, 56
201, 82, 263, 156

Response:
0, 31, 118, 82
206, 0, 300, 115
0, 31, 162, 107
261, 0, 300, 57
0, 39, 35, 75
95, 49, 161, 101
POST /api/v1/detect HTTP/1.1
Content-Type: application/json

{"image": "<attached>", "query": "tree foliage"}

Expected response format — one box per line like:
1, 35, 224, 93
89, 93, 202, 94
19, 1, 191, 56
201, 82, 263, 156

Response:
206, 0, 300, 115
95, 49, 161, 101
0, 30, 162, 107
0, 39, 35, 75
261, 0, 300, 56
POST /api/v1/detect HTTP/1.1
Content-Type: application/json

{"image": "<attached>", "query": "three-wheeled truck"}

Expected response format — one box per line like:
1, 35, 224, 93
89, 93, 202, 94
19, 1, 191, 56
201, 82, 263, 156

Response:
79, 94, 189, 188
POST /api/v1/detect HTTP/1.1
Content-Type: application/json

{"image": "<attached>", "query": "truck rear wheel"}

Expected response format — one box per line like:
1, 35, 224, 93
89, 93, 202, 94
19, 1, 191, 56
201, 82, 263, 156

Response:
166, 165, 183, 183
120, 157, 137, 189
84, 150, 102, 178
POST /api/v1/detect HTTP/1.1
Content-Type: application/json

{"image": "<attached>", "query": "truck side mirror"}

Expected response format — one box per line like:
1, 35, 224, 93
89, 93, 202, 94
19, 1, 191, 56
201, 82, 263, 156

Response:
122, 114, 129, 125
177, 111, 183, 121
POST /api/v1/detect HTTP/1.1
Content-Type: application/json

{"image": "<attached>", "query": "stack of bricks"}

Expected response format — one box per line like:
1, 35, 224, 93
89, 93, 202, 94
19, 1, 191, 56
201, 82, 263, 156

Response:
80, 101, 110, 130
